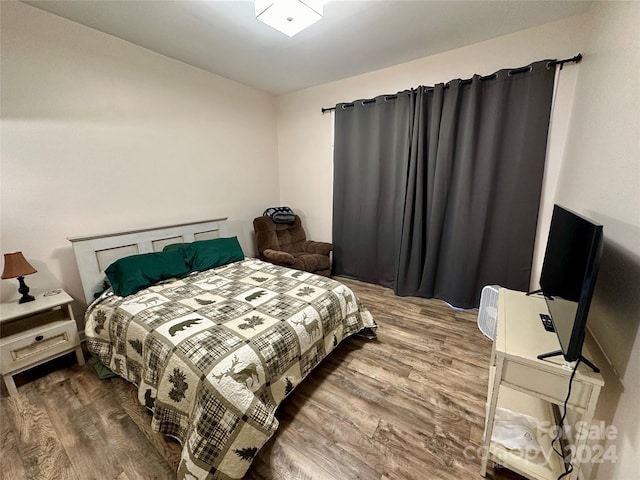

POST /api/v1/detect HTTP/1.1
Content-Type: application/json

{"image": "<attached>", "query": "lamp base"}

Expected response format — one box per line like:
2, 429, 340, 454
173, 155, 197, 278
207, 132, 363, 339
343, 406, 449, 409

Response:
17, 276, 35, 304
19, 295, 36, 304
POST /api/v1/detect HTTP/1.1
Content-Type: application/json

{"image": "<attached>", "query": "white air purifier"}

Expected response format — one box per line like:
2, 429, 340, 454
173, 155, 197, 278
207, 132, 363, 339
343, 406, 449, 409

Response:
478, 285, 500, 340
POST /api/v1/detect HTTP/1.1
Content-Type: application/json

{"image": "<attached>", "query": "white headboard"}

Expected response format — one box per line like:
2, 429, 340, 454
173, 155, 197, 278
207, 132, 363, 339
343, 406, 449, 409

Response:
69, 218, 228, 304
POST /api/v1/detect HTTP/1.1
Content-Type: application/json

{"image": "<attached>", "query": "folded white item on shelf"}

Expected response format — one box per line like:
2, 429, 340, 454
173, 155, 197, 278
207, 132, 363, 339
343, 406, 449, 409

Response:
492, 407, 543, 453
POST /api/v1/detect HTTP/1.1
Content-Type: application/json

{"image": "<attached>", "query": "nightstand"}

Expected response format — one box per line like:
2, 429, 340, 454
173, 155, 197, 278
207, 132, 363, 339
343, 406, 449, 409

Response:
0, 289, 85, 395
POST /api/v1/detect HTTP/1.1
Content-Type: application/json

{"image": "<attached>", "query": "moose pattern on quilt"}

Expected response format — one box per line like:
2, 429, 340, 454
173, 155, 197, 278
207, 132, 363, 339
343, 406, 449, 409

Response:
84, 259, 376, 479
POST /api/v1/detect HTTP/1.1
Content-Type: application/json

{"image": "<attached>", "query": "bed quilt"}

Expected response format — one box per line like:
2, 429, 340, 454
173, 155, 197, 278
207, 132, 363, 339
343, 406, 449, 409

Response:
84, 259, 376, 479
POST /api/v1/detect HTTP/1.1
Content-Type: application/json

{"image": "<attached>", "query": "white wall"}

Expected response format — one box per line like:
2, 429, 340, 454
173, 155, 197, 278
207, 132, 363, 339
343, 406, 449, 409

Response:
553, 2, 640, 479
0, 2, 280, 314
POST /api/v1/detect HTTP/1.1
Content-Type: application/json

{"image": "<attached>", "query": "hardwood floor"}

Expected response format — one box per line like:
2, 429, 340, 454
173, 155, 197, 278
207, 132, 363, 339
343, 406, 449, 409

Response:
1, 278, 523, 480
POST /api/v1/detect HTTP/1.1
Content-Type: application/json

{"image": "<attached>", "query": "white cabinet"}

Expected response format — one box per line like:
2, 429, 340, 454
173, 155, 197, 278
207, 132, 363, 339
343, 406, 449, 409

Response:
0, 290, 85, 395
481, 288, 603, 480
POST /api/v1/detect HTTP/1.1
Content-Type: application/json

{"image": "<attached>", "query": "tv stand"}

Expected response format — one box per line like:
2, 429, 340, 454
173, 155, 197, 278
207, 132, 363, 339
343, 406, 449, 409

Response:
481, 288, 604, 480
537, 350, 600, 373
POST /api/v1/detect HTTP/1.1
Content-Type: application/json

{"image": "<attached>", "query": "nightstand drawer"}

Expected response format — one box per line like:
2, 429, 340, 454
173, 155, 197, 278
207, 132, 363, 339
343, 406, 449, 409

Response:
0, 317, 80, 374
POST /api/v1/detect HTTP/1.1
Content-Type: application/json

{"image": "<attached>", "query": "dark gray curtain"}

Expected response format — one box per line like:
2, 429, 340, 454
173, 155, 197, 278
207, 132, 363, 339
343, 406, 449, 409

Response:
332, 94, 412, 287
333, 61, 556, 308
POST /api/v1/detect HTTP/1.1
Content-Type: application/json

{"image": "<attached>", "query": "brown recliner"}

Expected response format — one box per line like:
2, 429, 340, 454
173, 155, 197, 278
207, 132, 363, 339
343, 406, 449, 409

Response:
253, 215, 333, 276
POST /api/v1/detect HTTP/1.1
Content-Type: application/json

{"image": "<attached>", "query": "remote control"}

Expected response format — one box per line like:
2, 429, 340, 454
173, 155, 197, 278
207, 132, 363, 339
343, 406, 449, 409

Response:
539, 313, 555, 332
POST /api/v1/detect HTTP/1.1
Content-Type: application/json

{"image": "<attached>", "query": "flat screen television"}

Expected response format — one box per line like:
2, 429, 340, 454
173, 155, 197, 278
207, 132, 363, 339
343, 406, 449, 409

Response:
536, 205, 603, 372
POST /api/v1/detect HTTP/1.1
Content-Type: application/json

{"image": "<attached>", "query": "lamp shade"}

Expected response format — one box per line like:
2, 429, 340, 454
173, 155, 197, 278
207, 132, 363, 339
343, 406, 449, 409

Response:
2, 252, 37, 279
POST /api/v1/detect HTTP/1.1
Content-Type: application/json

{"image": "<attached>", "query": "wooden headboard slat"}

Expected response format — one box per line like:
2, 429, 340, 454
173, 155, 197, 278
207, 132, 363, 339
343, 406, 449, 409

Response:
69, 217, 228, 305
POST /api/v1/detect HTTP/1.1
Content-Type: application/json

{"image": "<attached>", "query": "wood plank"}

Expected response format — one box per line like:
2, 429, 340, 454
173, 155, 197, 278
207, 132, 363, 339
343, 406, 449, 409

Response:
278, 395, 383, 478
35, 377, 124, 479
318, 358, 440, 438
0, 394, 29, 480
73, 372, 176, 480
373, 418, 463, 479
2, 383, 78, 480
293, 371, 381, 438
252, 438, 337, 480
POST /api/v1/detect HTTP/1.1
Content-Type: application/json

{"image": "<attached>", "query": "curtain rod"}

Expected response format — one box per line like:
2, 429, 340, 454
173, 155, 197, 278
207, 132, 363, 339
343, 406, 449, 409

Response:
321, 53, 582, 114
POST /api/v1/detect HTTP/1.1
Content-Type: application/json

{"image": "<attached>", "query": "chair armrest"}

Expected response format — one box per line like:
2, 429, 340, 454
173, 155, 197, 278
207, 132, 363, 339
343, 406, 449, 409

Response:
301, 241, 333, 256
263, 249, 296, 266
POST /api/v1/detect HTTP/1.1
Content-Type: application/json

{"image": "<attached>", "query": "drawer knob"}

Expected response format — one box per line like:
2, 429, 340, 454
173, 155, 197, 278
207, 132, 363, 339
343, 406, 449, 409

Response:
35, 335, 44, 342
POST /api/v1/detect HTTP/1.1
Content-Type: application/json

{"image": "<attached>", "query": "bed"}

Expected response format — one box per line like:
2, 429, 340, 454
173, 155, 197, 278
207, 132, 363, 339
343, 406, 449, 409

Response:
69, 218, 376, 480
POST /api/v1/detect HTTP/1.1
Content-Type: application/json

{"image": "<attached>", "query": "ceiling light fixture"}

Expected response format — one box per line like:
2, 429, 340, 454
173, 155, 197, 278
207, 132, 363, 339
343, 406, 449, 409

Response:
255, 0, 323, 37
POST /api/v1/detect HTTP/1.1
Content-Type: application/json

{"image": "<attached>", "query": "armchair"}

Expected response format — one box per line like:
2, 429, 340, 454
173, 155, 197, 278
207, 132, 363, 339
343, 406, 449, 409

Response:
253, 215, 333, 276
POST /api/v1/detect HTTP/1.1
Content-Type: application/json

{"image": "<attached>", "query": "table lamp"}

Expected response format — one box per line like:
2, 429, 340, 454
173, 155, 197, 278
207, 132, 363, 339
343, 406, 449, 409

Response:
2, 252, 37, 303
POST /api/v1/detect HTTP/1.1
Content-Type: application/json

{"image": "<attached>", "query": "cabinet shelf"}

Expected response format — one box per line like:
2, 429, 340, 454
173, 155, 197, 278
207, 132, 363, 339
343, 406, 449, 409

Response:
489, 372, 565, 479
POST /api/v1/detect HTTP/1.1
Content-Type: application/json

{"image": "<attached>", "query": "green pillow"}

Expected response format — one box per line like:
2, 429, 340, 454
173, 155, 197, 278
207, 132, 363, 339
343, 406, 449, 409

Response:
163, 237, 244, 272
163, 242, 187, 253
105, 249, 190, 297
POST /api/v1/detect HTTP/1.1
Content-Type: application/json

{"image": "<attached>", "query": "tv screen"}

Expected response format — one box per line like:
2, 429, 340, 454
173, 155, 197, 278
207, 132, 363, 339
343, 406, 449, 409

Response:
539, 205, 603, 363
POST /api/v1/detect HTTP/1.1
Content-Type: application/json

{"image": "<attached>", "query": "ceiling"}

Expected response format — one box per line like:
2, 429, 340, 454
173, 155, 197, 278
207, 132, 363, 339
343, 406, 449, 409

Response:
23, 0, 592, 95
